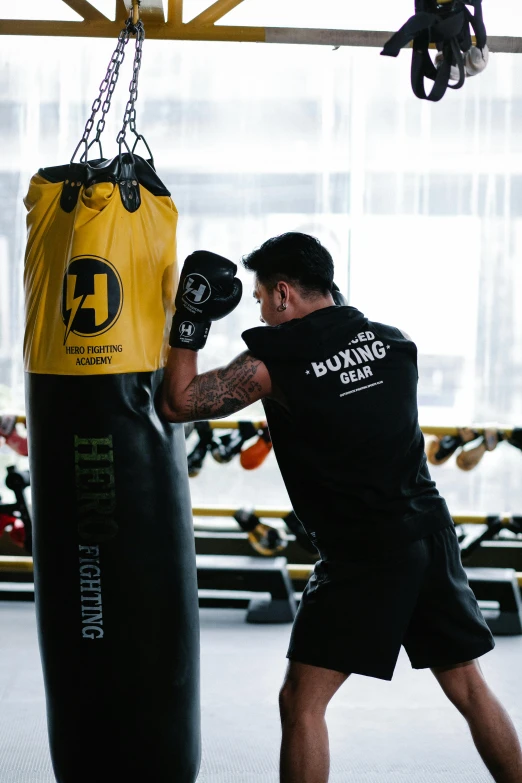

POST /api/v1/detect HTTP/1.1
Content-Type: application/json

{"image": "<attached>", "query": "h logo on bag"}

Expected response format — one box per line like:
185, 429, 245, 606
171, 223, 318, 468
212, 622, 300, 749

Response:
62, 255, 123, 345
182, 274, 211, 306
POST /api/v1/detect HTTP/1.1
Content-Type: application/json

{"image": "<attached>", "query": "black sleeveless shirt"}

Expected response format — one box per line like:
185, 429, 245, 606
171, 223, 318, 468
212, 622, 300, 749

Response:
242, 306, 453, 558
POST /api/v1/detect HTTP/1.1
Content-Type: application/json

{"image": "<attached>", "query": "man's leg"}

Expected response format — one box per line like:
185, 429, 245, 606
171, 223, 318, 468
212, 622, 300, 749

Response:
279, 660, 349, 783
432, 659, 522, 783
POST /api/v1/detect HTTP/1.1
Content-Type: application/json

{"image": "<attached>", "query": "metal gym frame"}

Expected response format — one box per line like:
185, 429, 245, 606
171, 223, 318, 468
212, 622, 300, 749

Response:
0, 0, 521, 52
11, 415, 519, 439
1, 556, 522, 588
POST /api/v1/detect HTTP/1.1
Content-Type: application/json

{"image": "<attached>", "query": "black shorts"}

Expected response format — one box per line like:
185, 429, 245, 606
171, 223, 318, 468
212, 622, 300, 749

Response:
287, 525, 495, 681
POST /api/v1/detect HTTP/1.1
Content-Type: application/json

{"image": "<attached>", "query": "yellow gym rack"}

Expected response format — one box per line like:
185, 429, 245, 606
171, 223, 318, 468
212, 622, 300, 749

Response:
0, 0, 520, 51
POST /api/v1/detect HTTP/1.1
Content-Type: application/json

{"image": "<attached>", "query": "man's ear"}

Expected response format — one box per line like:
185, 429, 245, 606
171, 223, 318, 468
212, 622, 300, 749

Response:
277, 281, 291, 301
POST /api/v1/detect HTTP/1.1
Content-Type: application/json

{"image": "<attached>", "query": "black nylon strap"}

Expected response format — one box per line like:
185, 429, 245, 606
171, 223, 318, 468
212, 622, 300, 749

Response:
447, 39, 466, 90
382, 0, 486, 102
412, 37, 465, 102
381, 12, 439, 58
465, 1, 487, 50
412, 47, 449, 102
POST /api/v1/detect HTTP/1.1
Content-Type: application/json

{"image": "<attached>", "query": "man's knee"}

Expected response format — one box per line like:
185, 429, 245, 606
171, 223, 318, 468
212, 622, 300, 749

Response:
432, 659, 488, 716
279, 681, 324, 724
279, 661, 349, 724
279, 682, 301, 722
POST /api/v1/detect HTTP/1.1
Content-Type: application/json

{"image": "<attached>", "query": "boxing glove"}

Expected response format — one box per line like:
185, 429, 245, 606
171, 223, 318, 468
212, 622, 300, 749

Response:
456, 428, 502, 472
187, 422, 215, 478
0, 513, 17, 538
6, 429, 29, 457
211, 422, 258, 464
427, 434, 463, 466
427, 428, 478, 466
0, 511, 26, 549
508, 428, 522, 452
169, 250, 243, 350
233, 508, 288, 557
456, 436, 486, 472
240, 426, 273, 470
0, 414, 16, 439
9, 518, 26, 548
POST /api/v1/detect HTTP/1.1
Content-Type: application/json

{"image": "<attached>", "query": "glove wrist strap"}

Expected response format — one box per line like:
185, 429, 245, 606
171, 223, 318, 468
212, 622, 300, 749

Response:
169, 312, 210, 350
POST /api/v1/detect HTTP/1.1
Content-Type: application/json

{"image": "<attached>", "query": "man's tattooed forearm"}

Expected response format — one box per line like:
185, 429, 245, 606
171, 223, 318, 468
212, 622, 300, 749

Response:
184, 353, 264, 420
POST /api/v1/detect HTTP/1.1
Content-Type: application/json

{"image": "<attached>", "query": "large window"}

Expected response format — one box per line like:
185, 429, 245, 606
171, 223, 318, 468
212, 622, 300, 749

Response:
1, 32, 522, 515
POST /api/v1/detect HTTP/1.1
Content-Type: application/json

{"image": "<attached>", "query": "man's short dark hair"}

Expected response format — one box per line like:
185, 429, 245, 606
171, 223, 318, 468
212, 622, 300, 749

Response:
242, 232, 334, 298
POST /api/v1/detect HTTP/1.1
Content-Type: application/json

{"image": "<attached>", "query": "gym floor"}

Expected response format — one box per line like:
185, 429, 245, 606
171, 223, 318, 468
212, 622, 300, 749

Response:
0, 602, 520, 783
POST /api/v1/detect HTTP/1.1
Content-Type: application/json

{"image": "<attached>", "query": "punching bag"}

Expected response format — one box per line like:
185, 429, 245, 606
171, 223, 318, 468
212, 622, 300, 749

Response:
23, 18, 200, 783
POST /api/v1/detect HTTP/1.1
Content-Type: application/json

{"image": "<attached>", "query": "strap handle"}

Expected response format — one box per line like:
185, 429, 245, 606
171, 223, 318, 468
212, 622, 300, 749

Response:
411, 36, 465, 102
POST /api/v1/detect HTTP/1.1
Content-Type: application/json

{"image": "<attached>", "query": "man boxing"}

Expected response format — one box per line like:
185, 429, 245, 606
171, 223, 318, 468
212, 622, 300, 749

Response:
160, 232, 522, 783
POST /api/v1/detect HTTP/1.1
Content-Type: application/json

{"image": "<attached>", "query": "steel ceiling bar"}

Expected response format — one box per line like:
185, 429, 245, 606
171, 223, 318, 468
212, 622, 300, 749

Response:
0, 0, 520, 53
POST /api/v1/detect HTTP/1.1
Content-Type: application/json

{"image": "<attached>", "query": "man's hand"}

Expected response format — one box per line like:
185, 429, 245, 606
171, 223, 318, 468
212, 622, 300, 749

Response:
169, 250, 243, 351
160, 349, 272, 423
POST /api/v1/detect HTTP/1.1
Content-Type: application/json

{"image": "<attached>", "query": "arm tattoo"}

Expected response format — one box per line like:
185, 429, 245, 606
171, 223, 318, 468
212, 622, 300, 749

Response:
184, 353, 265, 421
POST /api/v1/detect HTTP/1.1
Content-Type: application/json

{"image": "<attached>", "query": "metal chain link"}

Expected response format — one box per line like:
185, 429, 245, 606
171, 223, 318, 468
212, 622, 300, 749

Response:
70, 27, 131, 162
116, 19, 146, 155
70, 15, 147, 164
91, 30, 131, 148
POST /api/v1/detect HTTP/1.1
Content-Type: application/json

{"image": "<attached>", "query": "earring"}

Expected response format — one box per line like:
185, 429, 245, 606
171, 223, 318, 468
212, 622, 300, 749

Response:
277, 302, 287, 312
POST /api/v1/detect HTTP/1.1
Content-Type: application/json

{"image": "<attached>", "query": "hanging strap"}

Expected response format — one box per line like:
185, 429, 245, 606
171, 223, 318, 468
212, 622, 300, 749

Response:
411, 32, 465, 101
381, 0, 487, 102
464, 0, 487, 51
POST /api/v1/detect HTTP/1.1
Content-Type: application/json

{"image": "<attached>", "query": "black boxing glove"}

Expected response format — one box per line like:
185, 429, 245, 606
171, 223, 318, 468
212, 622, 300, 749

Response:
169, 250, 243, 350
331, 282, 348, 307
0, 415, 16, 439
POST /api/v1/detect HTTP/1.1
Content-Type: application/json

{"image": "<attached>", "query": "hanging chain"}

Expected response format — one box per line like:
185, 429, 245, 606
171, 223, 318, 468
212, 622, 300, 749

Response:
91, 30, 131, 148
70, 9, 147, 164
116, 19, 145, 154
70, 26, 132, 163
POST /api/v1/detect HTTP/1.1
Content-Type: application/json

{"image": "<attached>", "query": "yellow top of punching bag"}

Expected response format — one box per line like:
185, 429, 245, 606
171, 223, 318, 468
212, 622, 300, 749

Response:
23, 156, 177, 376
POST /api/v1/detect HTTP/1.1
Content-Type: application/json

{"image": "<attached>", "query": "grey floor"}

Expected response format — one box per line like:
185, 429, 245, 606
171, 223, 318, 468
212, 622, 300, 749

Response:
1, 602, 520, 783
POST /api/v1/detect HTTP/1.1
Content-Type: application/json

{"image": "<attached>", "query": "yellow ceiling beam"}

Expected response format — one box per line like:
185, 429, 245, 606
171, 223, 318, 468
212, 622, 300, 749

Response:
123, 0, 167, 23
62, 0, 107, 21
168, 0, 182, 26
116, 0, 129, 20
0, 18, 265, 41
0, 3, 520, 52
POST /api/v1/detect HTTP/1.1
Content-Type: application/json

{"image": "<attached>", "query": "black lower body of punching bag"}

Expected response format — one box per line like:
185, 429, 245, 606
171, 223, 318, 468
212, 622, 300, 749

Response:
26, 370, 201, 782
